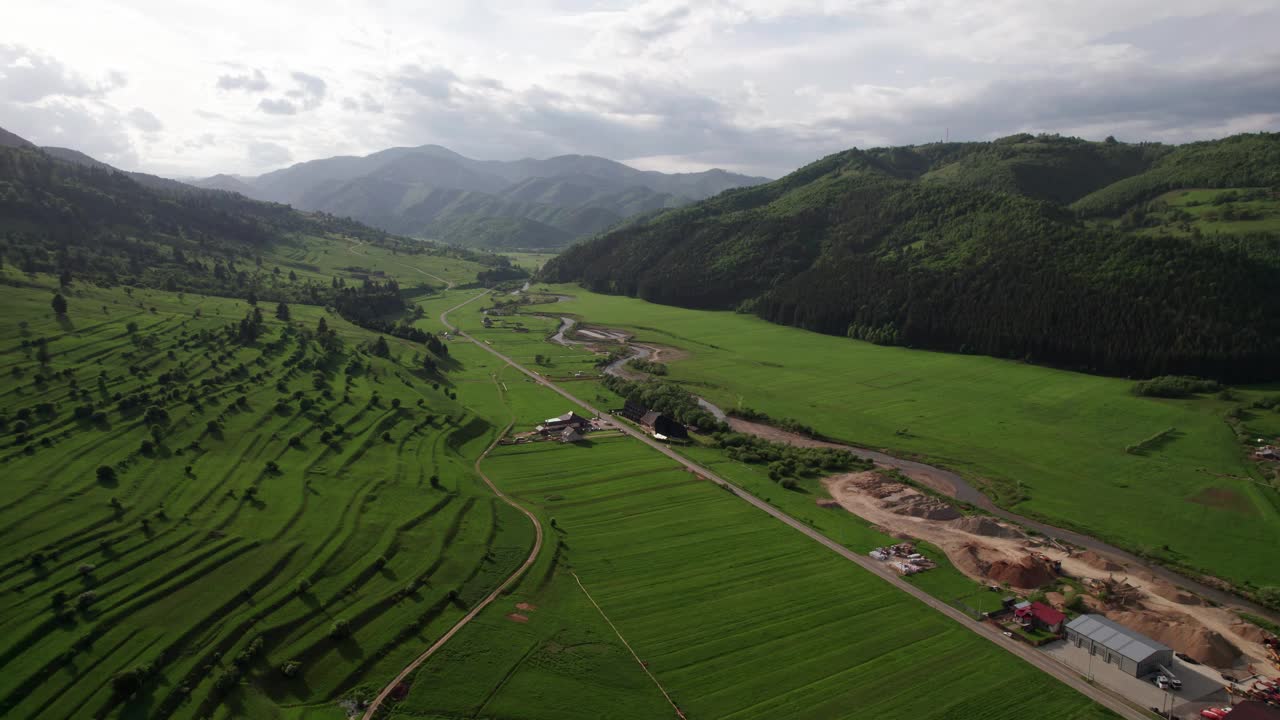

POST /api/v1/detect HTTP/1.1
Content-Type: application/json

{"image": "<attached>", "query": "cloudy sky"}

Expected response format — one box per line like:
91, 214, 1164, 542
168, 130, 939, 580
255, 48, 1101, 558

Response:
4, 0, 1279, 179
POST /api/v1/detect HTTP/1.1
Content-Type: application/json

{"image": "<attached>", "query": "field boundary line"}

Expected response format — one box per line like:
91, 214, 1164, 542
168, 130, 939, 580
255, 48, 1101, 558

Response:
571, 571, 686, 719
360, 419, 543, 720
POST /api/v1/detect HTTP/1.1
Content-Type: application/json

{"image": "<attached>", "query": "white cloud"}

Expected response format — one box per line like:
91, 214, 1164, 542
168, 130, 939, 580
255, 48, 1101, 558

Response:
1, 1, 1277, 177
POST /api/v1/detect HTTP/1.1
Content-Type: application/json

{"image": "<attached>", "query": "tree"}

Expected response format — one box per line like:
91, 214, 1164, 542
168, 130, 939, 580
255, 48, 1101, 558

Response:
371, 336, 390, 357
51, 293, 68, 316
96, 465, 117, 484
429, 474, 441, 489
329, 619, 350, 638
59, 269, 72, 287
317, 317, 329, 335
276, 302, 290, 321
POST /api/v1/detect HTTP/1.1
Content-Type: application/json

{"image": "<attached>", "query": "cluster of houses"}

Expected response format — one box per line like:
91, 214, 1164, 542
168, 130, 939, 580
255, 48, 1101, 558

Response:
619, 400, 688, 441
535, 411, 593, 443
1254, 445, 1279, 461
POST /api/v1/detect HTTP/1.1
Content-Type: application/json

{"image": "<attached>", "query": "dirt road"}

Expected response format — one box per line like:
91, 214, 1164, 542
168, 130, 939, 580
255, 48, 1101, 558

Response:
438, 290, 1152, 720
360, 406, 544, 719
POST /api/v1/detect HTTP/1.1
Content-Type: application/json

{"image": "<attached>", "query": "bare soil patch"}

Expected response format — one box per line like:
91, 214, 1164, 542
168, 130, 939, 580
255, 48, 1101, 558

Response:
820, 470, 1275, 673
515, 602, 537, 611
1187, 487, 1256, 515
505, 612, 529, 623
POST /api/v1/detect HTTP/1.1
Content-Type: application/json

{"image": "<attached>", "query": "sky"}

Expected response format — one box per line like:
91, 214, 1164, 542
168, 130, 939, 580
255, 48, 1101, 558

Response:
3, 0, 1279, 179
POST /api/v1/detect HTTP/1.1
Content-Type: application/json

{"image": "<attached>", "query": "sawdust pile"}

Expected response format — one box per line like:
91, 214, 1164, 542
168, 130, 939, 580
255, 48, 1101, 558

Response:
1107, 609, 1241, 669
949, 515, 1025, 539
1148, 580, 1203, 606
987, 557, 1058, 589
1077, 550, 1125, 572
948, 544, 1055, 589
1228, 621, 1275, 645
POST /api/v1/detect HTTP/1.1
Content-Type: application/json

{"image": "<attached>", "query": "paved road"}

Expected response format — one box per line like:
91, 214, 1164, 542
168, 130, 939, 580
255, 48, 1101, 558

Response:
441, 290, 1152, 720
360, 413, 544, 719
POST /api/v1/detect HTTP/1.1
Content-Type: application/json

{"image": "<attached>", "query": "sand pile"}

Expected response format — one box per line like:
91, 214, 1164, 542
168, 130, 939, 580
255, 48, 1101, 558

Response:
1149, 580, 1203, 606
1077, 550, 1124, 572
950, 515, 1024, 539
987, 557, 1058, 589
1045, 592, 1067, 609
1107, 610, 1241, 669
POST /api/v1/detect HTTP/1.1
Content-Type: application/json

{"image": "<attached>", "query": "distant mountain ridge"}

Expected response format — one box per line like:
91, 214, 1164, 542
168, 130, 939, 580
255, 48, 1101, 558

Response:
190, 146, 770, 249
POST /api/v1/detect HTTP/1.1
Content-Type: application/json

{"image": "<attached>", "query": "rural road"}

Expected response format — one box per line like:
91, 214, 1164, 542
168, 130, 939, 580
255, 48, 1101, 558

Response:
438, 290, 1154, 720
360, 411, 544, 720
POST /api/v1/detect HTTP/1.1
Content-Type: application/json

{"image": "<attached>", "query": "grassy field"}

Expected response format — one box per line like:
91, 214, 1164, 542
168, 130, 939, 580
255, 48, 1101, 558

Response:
0, 262, 537, 720
500, 251, 560, 274
533, 284, 1280, 590
1139, 187, 1280, 237
393, 437, 1116, 720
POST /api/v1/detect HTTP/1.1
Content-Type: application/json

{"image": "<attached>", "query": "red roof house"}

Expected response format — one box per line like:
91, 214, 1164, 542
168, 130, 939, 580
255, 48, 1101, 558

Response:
1015, 601, 1066, 633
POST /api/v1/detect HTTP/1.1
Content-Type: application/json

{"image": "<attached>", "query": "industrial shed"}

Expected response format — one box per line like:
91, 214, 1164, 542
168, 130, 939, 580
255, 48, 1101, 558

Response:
1065, 614, 1173, 677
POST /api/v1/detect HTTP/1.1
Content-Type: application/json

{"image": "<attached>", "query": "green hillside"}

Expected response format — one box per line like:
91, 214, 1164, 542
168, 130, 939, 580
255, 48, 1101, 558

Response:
543, 132, 1280, 382
0, 141, 518, 303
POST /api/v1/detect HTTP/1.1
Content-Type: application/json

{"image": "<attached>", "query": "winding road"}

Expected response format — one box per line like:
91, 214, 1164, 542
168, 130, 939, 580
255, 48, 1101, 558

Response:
429, 290, 1153, 720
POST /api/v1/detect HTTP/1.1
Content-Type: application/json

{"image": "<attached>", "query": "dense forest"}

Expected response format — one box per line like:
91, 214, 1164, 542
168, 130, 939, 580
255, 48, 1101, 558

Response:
0, 138, 516, 305
542, 133, 1280, 382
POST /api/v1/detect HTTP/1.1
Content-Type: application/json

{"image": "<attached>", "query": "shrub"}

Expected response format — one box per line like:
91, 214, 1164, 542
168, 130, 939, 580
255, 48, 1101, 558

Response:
279, 660, 301, 678
329, 619, 350, 638
96, 465, 117, 484
76, 591, 97, 608
1132, 375, 1222, 398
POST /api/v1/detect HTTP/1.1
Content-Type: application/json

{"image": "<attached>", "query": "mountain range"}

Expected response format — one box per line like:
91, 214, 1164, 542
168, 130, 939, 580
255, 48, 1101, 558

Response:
0, 126, 508, 300
189, 146, 770, 250
543, 132, 1280, 381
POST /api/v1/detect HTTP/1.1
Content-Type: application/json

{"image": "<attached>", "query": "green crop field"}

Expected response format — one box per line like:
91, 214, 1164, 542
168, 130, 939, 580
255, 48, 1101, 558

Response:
533, 285, 1280, 590
0, 268, 539, 720
393, 437, 1116, 720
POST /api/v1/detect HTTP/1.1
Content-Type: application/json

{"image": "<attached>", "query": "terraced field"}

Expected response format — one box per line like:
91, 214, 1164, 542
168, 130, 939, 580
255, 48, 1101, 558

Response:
393, 437, 1118, 720
0, 273, 534, 720
539, 284, 1280, 591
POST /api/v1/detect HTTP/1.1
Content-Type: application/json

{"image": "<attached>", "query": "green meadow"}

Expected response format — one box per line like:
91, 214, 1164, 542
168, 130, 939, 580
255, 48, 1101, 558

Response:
538, 285, 1280, 590
394, 437, 1116, 720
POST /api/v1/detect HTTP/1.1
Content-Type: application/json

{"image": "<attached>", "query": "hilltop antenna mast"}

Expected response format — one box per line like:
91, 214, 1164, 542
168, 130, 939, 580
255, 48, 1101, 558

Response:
945, 127, 949, 143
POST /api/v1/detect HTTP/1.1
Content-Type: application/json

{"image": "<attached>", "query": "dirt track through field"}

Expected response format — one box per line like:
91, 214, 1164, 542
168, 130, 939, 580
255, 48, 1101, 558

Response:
360, 362, 544, 720
572, 572, 686, 719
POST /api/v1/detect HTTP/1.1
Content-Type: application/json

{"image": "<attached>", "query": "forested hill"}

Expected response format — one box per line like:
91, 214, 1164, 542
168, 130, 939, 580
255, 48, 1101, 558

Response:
542, 133, 1280, 382
0, 129, 510, 301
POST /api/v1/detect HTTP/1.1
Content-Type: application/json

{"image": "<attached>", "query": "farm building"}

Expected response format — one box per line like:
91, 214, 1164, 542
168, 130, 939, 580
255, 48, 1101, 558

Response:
640, 410, 689, 440
1254, 445, 1279, 461
537, 411, 590, 435
560, 427, 584, 443
621, 399, 648, 423
1014, 601, 1066, 633
1065, 614, 1173, 677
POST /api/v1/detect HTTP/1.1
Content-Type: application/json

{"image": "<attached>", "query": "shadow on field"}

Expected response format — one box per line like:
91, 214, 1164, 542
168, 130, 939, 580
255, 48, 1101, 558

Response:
56, 316, 75, 332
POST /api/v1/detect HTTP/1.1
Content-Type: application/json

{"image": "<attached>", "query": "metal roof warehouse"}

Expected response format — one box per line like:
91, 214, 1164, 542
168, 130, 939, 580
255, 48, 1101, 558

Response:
1065, 614, 1173, 677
